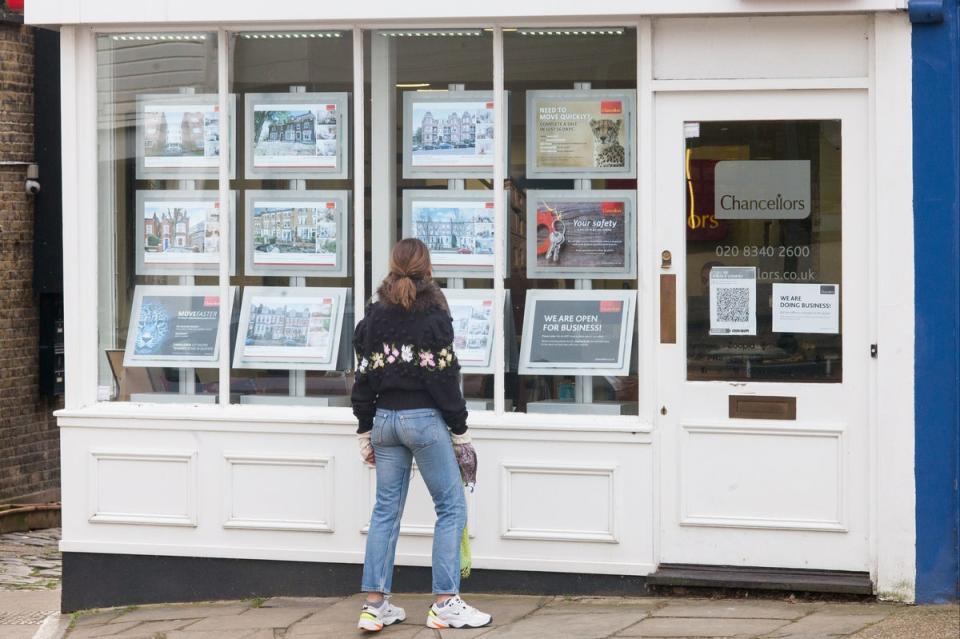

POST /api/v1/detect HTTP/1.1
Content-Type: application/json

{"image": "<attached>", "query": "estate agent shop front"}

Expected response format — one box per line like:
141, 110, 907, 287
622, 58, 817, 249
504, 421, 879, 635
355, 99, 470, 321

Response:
28, 1, 931, 610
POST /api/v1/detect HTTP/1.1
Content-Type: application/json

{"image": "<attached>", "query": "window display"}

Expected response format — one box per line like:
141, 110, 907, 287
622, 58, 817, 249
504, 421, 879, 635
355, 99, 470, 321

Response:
243, 190, 350, 277
234, 287, 349, 370
518, 289, 636, 377
526, 190, 636, 279
135, 190, 235, 276
525, 89, 636, 179
123, 285, 233, 368
244, 92, 349, 179
136, 93, 236, 180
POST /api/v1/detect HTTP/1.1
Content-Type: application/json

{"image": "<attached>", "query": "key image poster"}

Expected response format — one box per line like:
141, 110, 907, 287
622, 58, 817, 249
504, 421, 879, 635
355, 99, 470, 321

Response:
526, 89, 636, 178
527, 191, 636, 279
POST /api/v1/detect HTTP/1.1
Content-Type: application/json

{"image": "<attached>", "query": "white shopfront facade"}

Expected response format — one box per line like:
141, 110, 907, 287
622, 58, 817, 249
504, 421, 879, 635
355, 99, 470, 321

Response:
29, 1, 919, 607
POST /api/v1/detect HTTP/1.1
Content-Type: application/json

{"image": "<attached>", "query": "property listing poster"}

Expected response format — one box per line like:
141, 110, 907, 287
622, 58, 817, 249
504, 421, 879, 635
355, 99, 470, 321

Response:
242, 296, 338, 364
141, 102, 221, 169
535, 197, 627, 271
532, 96, 628, 171
409, 99, 494, 168
142, 199, 220, 265
251, 200, 339, 267
410, 199, 495, 267
449, 298, 494, 368
251, 102, 339, 168
133, 294, 221, 359
528, 299, 625, 366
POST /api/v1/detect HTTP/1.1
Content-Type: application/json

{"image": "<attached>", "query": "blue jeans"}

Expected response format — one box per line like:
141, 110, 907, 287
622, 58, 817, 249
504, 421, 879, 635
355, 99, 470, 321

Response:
361, 407, 467, 595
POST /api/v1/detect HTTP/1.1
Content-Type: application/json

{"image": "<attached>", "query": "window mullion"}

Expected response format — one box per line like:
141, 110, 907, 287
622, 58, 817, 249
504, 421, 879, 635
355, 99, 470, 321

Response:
493, 25, 506, 415
353, 26, 367, 324
217, 29, 231, 408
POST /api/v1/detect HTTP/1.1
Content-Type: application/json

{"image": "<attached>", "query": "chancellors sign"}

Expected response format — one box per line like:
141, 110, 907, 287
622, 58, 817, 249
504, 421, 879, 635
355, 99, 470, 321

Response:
714, 160, 811, 220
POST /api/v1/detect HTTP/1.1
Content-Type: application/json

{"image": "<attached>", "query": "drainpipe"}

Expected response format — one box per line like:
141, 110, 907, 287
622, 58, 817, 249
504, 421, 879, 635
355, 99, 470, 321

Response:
910, 0, 946, 23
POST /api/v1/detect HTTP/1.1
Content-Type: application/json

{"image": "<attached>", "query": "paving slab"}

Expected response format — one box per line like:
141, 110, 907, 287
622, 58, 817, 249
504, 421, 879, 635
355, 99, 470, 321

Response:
185, 605, 314, 631
106, 603, 250, 623
652, 599, 814, 620
539, 597, 664, 615
484, 609, 650, 638
261, 595, 342, 609
105, 618, 202, 637
617, 617, 790, 637
850, 604, 959, 639
0, 624, 39, 639
164, 631, 265, 639
64, 620, 143, 638
763, 613, 888, 638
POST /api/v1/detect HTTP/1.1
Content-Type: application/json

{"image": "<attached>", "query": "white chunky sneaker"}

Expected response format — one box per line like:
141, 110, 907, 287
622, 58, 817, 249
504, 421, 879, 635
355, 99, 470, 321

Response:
426, 595, 493, 629
357, 599, 406, 632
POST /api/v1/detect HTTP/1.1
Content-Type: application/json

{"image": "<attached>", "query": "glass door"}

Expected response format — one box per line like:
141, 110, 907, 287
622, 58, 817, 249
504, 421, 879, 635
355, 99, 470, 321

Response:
655, 90, 871, 571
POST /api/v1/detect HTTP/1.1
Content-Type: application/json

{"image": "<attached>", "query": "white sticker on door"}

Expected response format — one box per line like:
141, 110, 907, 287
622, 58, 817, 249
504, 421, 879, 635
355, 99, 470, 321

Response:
772, 283, 840, 334
709, 266, 757, 336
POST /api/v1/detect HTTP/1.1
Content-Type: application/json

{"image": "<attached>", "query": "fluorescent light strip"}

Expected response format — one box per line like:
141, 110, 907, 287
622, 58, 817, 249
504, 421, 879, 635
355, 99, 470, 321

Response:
517, 28, 625, 36
380, 29, 483, 37
240, 32, 343, 39
112, 34, 208, 41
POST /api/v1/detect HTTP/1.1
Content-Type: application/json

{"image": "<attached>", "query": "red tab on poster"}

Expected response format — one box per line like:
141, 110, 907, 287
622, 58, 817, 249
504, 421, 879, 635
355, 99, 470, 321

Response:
485, 102, 494, 109
214, 201, 220, 209
203, 296, 220, 307
326, 201, 336, 208
485, 202, 494, 208
483, 300, 493, 307
600, 201, 624, 215
326, 104, 337, 111
599, 300, 622, 313
600, 100, 622, 114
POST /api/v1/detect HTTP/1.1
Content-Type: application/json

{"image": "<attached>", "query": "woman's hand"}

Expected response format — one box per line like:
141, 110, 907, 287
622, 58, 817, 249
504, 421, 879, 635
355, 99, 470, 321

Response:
451, 432, 477, 490
358, 431, 375, 465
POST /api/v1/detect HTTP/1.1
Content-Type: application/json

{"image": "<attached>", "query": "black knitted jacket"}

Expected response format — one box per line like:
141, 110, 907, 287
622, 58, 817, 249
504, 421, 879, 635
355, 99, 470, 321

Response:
351, 280, 468, 435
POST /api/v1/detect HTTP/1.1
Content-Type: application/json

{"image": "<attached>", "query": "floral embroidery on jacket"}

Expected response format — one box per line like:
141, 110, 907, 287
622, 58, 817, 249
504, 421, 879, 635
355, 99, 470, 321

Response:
356, 343, 456, 375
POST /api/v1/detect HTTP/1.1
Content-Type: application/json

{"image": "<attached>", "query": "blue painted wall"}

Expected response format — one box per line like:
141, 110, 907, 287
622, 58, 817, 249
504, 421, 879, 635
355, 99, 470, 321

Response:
912, 0, 960, 604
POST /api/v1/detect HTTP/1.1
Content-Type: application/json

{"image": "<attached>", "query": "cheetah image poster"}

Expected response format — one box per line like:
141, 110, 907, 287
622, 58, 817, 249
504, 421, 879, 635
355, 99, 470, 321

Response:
526, 90, 636, 178
709, 266, 757, 336
123, 287, 226, 369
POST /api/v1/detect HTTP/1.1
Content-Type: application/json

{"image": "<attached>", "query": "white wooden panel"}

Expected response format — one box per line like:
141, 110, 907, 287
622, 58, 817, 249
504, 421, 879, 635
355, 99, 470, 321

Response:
28, 1, 906, 26
223, 454, 334, 532
501, 463, 619, 543
653, 16, 870, 80
680, 426, 844, 531
361, 465, 476, 537
88, 449, 197, 526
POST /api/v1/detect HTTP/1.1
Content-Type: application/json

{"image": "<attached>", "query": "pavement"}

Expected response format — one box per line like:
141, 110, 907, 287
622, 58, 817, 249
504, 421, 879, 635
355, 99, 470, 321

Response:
1, 529, 958, 639
0, 529, 61, 639
48, 594, 958, 639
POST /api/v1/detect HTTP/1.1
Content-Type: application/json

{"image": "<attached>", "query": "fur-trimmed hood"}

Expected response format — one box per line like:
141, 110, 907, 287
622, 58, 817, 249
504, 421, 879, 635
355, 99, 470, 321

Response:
374, 277, 449, 314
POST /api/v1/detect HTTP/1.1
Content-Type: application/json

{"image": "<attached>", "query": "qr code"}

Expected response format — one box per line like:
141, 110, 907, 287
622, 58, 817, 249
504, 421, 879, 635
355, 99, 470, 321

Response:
716, 288, 750, 322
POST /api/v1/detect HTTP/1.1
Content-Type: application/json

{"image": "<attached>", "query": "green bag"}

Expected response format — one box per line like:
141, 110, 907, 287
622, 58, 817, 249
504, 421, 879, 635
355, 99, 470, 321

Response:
460, 524, 472, 578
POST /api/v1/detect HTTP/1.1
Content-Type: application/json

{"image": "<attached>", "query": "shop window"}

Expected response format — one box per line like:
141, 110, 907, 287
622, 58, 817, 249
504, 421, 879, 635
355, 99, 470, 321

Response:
227, 30, 358, 406
684, 120, 842, 382
96, 33, 224, 402
365, 29, 496, 411
504, 27, 639, 415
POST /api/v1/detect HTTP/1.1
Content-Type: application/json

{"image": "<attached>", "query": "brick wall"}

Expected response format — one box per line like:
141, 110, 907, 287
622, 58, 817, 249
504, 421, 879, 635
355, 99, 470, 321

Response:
0, 22, 61, 503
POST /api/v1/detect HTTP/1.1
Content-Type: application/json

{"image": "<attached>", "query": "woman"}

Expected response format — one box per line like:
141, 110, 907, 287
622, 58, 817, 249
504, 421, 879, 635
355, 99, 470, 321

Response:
352, 238, 491, 632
